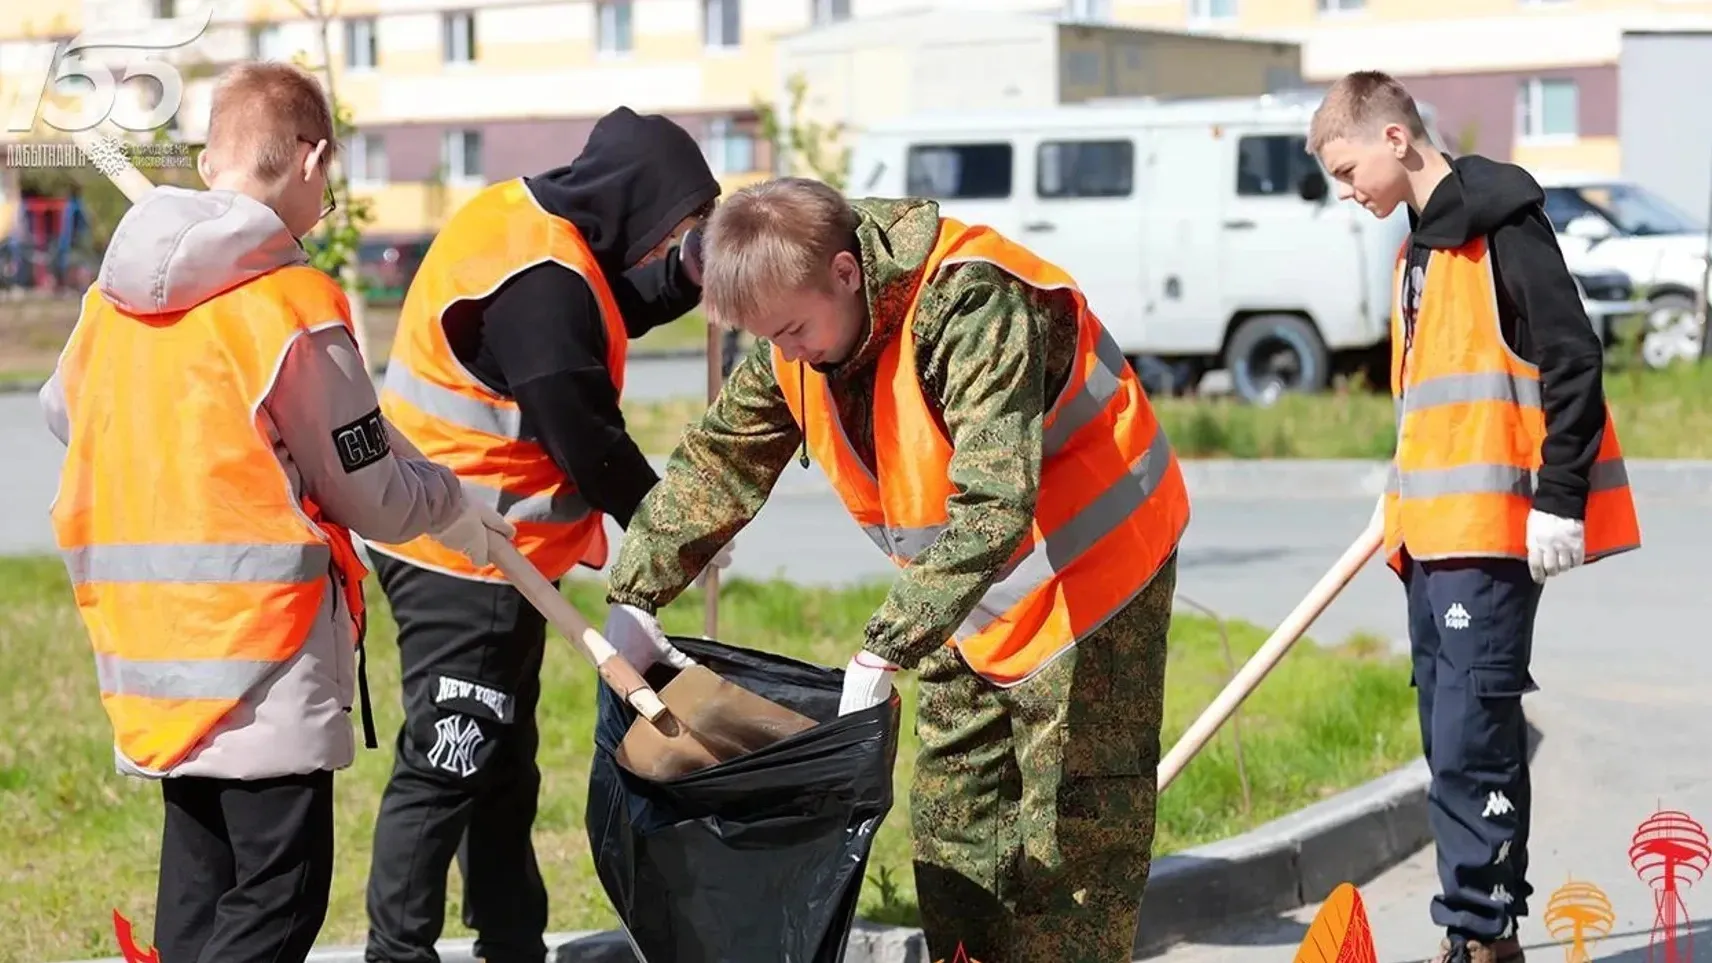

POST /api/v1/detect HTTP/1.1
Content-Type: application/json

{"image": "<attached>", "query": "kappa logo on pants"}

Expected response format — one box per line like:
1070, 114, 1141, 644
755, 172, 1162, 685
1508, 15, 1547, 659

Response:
1483, 790, 1514, 818
1444, 603, 1471, 630
426, 714, 485, 777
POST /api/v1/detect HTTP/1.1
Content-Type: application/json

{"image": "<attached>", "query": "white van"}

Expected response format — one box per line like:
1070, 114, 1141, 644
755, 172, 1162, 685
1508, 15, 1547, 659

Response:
846, 93, 1445, 401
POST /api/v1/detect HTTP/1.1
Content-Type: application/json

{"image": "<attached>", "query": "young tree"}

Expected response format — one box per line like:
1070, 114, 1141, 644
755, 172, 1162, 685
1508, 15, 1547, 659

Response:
753, 72, 850, 189
286, 0, 379, 369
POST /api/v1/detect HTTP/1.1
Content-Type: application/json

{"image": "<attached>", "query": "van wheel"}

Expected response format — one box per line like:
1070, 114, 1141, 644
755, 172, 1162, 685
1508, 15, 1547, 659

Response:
1224, 314, 1329, 405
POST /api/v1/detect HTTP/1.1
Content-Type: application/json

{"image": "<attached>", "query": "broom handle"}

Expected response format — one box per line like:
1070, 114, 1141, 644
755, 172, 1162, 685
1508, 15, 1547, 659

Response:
701, 322, 721, 638
486, 532, 668, 723
1156, 514, 1383, 792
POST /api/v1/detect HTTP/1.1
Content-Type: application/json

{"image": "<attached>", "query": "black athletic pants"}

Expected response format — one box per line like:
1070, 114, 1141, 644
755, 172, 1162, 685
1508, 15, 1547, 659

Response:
1403, 550, 1542, 943
364, 553, 550, 963
155, 769, 336, 963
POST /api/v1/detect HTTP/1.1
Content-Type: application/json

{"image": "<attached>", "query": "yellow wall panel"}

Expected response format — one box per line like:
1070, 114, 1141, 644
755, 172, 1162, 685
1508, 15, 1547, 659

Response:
699, 47, 776, 109
1512, 135, 1621, 176
359, 181, 486, 236
2, 1, 81, 40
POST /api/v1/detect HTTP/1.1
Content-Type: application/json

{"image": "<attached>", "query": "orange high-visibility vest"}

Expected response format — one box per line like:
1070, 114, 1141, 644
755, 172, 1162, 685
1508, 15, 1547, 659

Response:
1383, 236, 1641, 575
372, 179, 627, 582
50, 266, 371, 775
774, 218, 1192, 687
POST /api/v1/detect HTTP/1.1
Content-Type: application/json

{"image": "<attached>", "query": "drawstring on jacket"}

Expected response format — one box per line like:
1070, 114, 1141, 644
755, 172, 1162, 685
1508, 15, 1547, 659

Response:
797, 360, 810, 468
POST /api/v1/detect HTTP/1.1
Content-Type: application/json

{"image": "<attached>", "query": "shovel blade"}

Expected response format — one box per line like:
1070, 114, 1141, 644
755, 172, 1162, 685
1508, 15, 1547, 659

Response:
614, 665, 817, 781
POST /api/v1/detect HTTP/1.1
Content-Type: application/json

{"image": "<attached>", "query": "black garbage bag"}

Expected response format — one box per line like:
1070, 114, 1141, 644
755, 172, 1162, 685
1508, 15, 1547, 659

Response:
585, 634, 902, 963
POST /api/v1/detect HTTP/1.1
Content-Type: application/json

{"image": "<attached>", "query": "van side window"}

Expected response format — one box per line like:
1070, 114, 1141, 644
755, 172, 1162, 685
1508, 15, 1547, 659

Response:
1037, 140, 1133, 199
1235, 134, 1317, 197
906, 144, 1012, 199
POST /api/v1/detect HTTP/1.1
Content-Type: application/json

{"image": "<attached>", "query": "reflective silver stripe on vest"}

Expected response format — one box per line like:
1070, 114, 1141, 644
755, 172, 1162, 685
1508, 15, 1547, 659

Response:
955, 426, 1175, 640
1385, 457, 1629, 497
61, 542, 331, 585
1042, 326, 1129, 455
65, 542, 329, 702
461, 478, 592, 525
1388, 369, 1625, 499
856, 327, 1133, 560
384, 364, 528, 441
94, 652, 278, 701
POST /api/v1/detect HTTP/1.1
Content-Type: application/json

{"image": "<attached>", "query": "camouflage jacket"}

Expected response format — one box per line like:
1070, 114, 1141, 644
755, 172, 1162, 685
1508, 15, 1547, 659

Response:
604, 197, 1085, 669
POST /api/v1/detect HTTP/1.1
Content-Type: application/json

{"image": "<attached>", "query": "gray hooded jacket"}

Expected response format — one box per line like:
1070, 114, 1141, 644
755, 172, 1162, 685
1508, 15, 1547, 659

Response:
41, 185, 465, 781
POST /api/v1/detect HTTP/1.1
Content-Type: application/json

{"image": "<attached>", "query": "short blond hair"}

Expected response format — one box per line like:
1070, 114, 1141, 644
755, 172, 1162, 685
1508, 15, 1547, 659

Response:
205, 61, 337, 183
1306, 70, 1430, 155
700, 177, 859, 331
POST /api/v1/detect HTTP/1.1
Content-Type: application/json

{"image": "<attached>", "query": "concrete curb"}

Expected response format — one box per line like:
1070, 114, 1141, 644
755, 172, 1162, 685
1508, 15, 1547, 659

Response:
62, 761, 1430, 963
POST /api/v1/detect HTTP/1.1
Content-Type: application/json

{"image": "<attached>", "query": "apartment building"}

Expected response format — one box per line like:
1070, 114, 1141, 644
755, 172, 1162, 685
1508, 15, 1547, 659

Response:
3, 0, 857, 237
1091, 0, 1712, 177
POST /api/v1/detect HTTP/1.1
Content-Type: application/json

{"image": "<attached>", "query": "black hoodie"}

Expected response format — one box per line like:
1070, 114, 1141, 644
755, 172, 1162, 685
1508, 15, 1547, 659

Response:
1403, 153, 1608, 522
453, 107, 720, 528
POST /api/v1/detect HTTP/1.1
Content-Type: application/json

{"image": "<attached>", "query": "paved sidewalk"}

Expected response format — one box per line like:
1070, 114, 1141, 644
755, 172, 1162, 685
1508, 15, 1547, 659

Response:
1141, 493, 1712, 963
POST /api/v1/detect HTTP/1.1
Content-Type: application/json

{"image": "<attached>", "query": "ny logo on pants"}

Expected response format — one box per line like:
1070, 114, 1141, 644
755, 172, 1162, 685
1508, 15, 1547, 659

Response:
427, 714, 485, 777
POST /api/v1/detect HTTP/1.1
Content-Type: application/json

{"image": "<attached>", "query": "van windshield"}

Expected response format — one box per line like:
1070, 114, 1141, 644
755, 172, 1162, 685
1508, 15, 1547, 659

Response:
1544, 182, 1704, 237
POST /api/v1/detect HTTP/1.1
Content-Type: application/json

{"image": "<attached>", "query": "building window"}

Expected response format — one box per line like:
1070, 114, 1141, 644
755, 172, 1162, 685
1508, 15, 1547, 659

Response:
442, 129, 483, 183
346, 132, 387, 185
1317, 0, 1364, 11
1235, 134, 1318, 196
1188, 0, 1236, 19
811, 0, 850, 27
442, 11, 476, 64
703, 118, 757, 175
597, 2, 633, 54
1518, 77, 1578, 140
905, 143, 1013, 199
704, 0, 740, 48
345, 18, 377, 69
1037, 140, 1133, 198
1063, 0, 1111, 19
250, 23, 288, 61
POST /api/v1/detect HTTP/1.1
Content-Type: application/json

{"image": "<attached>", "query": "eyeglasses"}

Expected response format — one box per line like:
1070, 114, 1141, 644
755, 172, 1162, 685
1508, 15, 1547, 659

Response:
297, 136, 338, 220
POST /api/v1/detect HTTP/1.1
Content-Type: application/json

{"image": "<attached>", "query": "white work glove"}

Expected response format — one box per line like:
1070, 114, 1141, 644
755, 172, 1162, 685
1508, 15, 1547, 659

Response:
838, 650, 898, 716
431, 495, 516, 568
1526, 509, 1585, 584
604, 603, 696, 672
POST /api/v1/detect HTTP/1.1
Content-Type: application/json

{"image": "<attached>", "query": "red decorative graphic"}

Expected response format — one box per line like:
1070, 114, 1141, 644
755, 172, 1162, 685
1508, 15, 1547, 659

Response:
112, 909, 160, 963
1630, 808, 1710, 963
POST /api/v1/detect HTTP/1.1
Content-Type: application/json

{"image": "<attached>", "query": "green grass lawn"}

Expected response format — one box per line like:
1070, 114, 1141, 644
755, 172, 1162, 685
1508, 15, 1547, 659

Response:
1, 557, 1419, 963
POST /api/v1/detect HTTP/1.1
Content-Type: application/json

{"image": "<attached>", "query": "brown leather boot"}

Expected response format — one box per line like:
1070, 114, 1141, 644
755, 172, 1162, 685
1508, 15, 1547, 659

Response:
1431, 935, 1526, 963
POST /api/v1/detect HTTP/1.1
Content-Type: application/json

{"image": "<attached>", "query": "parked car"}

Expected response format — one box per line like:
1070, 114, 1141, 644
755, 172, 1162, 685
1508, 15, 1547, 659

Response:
1536, 171, 1707, 367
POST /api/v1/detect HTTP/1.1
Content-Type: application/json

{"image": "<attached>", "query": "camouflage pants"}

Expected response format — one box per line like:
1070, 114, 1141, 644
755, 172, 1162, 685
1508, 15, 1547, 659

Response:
909, 553, 1176, 963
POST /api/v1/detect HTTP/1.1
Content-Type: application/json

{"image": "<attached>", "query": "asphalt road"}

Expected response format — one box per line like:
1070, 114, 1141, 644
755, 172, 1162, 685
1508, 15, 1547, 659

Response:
7, 363, 1709, 963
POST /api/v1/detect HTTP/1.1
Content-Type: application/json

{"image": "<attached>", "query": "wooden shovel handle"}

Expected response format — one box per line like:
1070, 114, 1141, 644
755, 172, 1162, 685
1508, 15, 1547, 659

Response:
1156, 513, 1384, 792
485, 530, 668, 722
701, 322, 721, 638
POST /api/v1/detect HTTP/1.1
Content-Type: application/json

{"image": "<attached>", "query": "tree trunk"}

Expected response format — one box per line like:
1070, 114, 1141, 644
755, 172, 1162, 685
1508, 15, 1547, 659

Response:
301, 0, 374, 370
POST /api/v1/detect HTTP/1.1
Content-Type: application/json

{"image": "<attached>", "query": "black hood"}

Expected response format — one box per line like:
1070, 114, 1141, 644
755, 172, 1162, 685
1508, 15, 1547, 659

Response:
1411, 153, 1546, 250
524, 107, 720, 277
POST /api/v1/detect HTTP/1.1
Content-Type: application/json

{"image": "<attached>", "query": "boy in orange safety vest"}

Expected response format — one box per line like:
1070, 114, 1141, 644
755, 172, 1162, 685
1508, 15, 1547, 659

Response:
1307, 71, 1641, 963
598, 175, 1192, 963
42, 62, 508, 963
